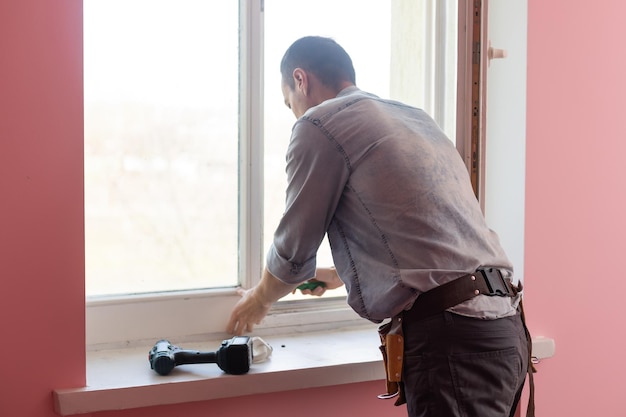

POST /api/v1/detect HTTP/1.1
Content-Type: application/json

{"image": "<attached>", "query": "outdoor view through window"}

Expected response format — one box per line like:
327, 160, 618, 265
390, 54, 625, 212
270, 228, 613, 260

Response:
84, 0, 457, 297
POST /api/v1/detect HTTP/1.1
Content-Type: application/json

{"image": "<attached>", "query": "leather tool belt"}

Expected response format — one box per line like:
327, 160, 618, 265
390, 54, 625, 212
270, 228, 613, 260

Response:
405, 267, 517, 322
377, 267, 521, 406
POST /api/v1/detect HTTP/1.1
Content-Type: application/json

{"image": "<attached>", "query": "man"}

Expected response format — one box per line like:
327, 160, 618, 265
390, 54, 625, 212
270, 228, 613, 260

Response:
227, 36, 532, 417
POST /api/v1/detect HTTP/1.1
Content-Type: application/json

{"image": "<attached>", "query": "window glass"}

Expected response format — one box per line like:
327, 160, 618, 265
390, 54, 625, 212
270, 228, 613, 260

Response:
84, 0, 239, 296
84, 0, 457, 299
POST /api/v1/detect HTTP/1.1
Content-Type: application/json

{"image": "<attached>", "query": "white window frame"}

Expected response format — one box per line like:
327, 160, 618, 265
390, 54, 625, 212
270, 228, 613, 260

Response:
86, 0, 479, 350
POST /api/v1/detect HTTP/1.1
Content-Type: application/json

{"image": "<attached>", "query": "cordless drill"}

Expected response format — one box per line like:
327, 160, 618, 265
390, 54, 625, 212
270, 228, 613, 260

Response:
148, 336, 253, 376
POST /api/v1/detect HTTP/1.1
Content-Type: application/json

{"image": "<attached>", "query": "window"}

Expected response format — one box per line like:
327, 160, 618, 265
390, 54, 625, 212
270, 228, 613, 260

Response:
85, 0, 466, 348
84, 0, 240, 296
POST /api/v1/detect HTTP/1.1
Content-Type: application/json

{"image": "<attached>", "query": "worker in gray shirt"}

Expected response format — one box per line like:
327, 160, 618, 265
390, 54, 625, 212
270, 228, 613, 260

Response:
227, 36, 533, 417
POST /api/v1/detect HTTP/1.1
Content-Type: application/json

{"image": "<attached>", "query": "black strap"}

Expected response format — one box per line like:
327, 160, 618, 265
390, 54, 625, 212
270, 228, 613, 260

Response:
518, 298, 536, 417
405, 268, 514, 321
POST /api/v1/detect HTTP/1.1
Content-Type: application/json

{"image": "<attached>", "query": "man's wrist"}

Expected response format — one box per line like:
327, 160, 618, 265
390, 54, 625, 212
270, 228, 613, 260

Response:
250, 286, 274, 309
257, 267, 299, 305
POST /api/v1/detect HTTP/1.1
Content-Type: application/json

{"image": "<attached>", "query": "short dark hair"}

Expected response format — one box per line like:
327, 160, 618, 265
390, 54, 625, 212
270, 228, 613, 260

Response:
280, 36, 356, 90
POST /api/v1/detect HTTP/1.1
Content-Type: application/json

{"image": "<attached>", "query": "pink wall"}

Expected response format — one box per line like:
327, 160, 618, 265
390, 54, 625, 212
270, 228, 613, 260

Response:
90, 382, 405, 417
3, 0, 625, 416
525, 0, 626, 416
0, 1, 86, 416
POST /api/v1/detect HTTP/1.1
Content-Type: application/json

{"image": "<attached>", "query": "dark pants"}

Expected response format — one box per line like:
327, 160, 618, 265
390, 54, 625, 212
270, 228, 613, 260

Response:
402, 311, 528, 417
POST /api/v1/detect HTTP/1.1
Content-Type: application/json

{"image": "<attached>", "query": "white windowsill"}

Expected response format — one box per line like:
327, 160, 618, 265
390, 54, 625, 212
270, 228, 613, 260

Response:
53, 325, 556, 416
53, 325, 384, 416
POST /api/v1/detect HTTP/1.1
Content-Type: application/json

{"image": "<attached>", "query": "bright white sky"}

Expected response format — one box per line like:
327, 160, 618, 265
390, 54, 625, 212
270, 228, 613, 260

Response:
84, 0, 391, 106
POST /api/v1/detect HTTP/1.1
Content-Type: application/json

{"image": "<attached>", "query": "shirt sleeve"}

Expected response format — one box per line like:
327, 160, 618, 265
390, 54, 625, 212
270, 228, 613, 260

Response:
266, 117, 350, 284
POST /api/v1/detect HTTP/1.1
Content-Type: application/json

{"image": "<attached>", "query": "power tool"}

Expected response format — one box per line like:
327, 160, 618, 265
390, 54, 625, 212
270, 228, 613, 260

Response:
148, 336, 253, 376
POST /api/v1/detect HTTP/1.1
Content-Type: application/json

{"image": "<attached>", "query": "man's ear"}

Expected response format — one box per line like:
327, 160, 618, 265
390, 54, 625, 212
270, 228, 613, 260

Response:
292, 68, 309, 95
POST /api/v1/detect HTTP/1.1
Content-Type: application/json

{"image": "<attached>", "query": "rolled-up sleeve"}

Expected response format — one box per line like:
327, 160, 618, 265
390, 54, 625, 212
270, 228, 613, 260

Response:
266, 118, 350, 284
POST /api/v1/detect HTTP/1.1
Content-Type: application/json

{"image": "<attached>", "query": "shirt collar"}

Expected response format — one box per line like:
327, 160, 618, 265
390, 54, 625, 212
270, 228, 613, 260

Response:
336, 85, 360, 98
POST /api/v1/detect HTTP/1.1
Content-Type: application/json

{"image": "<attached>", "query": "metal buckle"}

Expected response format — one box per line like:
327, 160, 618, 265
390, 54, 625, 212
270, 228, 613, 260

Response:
478, 268, 511, 297
377, 390, 400, 400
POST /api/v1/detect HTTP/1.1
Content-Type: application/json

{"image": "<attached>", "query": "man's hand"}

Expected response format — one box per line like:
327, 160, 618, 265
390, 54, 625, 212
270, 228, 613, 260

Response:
297, 266, 344, 296
226, 287, 272, 336
226, 267, 298, 336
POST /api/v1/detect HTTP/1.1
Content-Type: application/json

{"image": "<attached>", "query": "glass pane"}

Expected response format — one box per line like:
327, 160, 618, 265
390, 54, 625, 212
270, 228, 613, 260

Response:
263, 0, 457, 300
390, 0, 458, 138
84, 0, 239, 296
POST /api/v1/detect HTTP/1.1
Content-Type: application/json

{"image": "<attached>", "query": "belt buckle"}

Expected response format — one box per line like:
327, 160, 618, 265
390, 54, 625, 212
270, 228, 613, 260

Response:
478, 268, 511, 297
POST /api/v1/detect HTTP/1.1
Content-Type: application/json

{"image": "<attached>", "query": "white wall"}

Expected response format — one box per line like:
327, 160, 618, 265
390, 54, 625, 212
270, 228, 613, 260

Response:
484, 0, 528, 281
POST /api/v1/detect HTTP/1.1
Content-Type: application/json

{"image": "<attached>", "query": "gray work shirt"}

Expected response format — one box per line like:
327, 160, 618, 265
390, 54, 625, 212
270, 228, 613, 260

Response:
267, 86, 518, 322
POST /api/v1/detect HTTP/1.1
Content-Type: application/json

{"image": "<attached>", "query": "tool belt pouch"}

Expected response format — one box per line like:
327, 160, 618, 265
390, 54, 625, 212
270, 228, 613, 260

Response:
377, 315, 406, 406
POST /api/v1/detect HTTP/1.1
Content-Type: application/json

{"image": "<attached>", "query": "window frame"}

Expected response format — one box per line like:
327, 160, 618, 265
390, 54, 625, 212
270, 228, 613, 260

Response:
456, 0, 489, 205
239, 0, 265, 292
86, 0, 483, 350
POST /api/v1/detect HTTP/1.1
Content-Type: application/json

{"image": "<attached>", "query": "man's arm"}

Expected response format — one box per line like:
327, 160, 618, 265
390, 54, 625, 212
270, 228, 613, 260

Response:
226, 266, 345, 335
